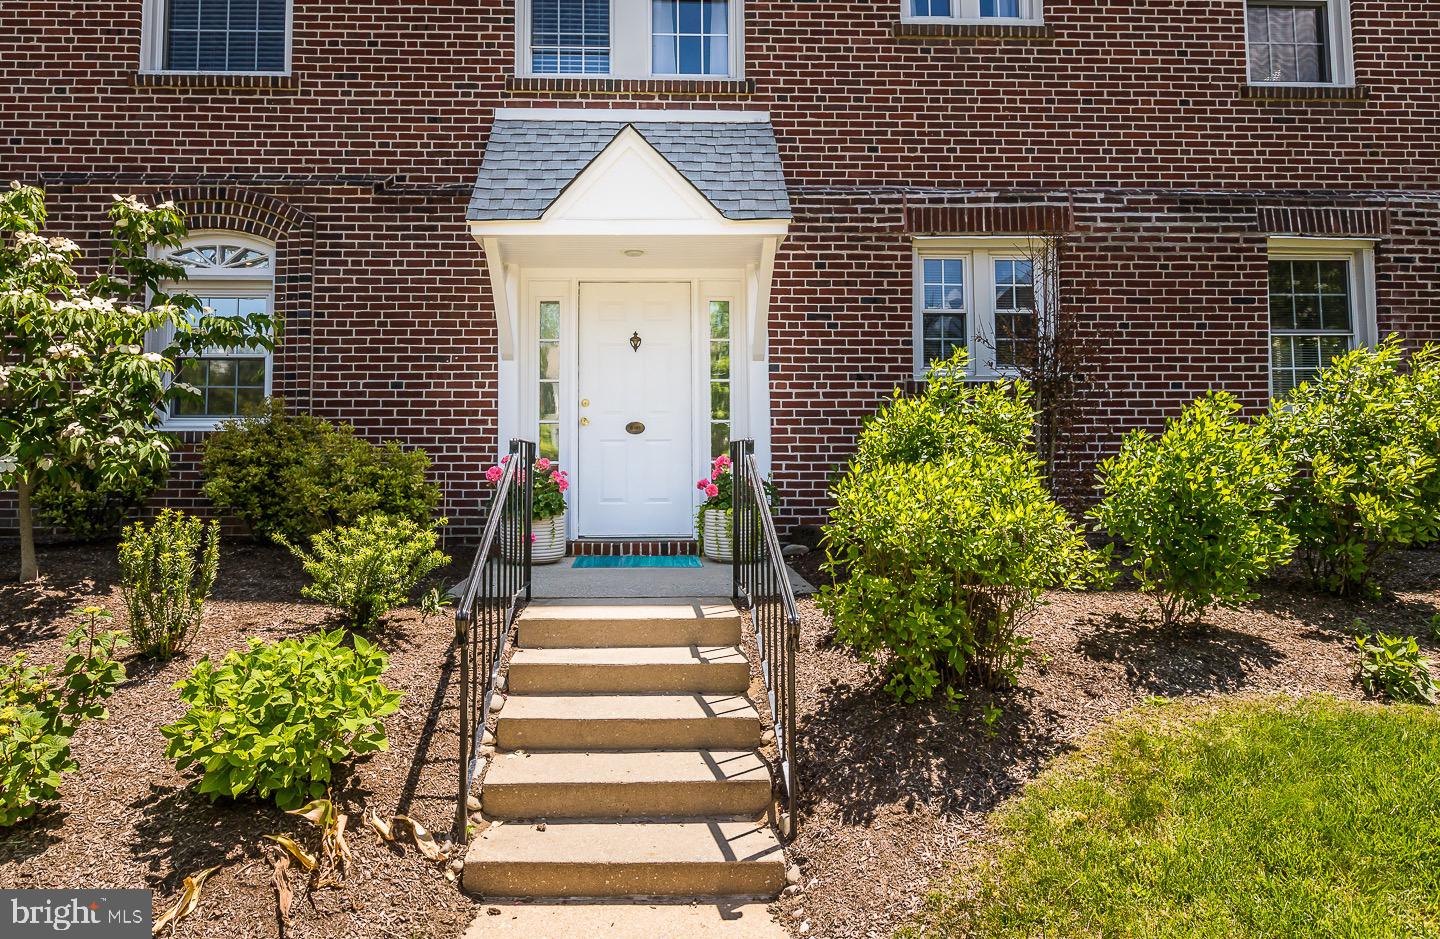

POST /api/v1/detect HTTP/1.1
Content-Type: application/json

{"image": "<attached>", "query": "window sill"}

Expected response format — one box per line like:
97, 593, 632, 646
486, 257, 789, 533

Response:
162, 419, 225, 434
893, 21, 1053, 40
506, 75, 755, 97
134, 71, 298, 90
1240, 83, 1366, 102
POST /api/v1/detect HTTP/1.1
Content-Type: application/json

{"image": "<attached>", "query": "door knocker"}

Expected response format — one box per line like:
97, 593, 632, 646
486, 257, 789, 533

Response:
629, 331, 642, 352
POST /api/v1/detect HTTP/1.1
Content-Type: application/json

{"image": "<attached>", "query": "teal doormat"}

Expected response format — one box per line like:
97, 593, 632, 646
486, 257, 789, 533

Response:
572, 555, 703, 569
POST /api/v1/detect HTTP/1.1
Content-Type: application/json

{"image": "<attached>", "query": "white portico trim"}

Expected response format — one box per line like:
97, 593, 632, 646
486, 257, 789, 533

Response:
468, 111, 789, 540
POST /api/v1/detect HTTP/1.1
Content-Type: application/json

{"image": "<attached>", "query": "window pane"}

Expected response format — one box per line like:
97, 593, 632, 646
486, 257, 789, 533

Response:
540, 301, 561, 340
207, 386, 237, 416
711, 422, 730, 459
539, 382, 559, 421
710, 382, 730, 421
539, 424, 559, 461
1248, 3, 1329, 83
980, 0, 1022, 16
236, 358, 266, 385
166, 0, 286, 73
540, 341, 560, 380
533, 0, 610, 74
236, 386, 265, 413
911, 0, 951, 14
709, 300, 730, 338
710, 341, 729, 380
652, 0, 727, 75
207, 358, 236, 387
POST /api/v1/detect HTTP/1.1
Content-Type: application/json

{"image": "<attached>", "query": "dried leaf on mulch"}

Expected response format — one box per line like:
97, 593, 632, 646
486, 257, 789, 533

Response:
151, 865, 218, 935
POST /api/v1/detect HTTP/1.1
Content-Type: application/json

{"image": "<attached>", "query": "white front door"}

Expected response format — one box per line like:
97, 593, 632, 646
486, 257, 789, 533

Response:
577, 282, 694, 538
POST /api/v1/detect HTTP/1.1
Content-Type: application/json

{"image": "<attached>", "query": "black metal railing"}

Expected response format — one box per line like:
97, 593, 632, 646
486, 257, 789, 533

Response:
453, 438, 535, 838
729, 438, 800, 841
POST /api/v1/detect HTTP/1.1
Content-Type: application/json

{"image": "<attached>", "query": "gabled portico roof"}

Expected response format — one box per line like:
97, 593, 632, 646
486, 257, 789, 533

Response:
467, 113, 791, 223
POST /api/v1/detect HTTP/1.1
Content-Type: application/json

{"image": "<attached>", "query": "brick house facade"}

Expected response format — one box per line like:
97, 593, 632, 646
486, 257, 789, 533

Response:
2, 0, 1437, 545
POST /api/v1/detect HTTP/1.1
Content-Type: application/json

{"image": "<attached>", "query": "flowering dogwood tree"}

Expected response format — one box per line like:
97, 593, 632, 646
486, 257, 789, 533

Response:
0, 184, 274, 582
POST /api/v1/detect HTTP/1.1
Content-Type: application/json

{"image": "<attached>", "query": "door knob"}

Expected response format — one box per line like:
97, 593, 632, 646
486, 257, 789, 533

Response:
581, 398, 590, 407
579, 417, 590, 427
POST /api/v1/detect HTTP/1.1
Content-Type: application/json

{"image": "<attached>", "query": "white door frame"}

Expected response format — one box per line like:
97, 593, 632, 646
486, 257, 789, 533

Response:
514, 268, 750, 540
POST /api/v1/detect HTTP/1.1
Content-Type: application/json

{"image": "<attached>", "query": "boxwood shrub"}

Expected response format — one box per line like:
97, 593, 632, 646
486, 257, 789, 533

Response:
201, 399, 441, 544
1093, 392, 1295, 627
1261, 338, 1440, 595
821, 352, 1101, 703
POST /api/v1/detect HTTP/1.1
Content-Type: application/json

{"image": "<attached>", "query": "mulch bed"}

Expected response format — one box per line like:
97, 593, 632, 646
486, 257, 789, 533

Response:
774, 548, 1440, 939
0, 542, 484, 939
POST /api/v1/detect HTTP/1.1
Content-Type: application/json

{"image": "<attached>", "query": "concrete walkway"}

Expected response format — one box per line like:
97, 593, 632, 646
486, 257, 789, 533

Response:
530, 556, 815, 599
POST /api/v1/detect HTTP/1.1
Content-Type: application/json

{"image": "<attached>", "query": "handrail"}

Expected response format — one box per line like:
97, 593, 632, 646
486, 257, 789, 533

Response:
729, 439, 801, 841
453, 438, 535, 839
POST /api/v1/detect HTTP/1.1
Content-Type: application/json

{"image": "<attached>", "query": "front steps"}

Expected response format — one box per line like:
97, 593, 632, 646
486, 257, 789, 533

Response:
463, 599, 786, 900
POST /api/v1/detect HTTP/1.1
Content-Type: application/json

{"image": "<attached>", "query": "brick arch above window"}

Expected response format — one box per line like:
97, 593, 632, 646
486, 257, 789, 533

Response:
152, 187, 316, 413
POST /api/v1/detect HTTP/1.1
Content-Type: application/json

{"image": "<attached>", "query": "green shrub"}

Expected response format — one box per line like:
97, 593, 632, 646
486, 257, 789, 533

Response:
1356, 632, 1437, 704
118, 510, 220, 661
1261, 339, 1440, 595
1, 608, 126, 827
33, 463, 165, 541
1092, 392, 1296, 628
161, 629, 401, 810
284, 514, 450, 629
201, 399, 441, 543
821, 351, 1101, 702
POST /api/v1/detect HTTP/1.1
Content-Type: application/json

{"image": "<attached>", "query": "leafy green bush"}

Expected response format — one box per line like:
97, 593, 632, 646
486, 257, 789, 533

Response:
118, 510, 220, 661
1262, 339, 1440, 595
201, 399, 441, 543
33, 463, 165, 541
821, 351, 1101, 702
161, 629, 401, 810
1356, 632, 1437, 704
1092, 392, 1295, 627
283, 514, 450, 629
1, 608, 127, 827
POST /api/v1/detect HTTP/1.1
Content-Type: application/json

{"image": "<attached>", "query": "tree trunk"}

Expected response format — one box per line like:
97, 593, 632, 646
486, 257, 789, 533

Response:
16, 475, 38, 583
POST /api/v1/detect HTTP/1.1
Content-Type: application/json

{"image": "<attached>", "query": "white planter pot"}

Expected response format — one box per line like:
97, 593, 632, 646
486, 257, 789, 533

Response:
701, 507, 733, 563
532, 513, 567, 564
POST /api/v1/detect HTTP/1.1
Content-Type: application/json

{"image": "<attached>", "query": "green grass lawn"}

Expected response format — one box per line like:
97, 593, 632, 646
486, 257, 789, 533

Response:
903, 696, 1440, 939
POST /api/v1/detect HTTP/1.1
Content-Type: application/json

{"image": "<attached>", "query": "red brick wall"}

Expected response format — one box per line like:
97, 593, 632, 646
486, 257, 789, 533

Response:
2, 1, 1437, 539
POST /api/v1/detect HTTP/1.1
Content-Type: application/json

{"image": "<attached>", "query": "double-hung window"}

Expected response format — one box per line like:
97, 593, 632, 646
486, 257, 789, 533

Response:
161, 236, 275, 428
1267, 239, 1375, 398
521, 0, 742, 77
142, 0, 291, 74
1245, 0, 1353, 85
903, 0, 1042, 23
914, 239, 1043, 379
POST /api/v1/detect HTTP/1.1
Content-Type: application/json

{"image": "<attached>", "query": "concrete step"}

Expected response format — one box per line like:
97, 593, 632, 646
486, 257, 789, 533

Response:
517, 600, 741, 649
508, 646, 750, 695
496, 694, 761, 751
463, 819, 786, 899
482, 749, 771, 820
462, 901, 788, 939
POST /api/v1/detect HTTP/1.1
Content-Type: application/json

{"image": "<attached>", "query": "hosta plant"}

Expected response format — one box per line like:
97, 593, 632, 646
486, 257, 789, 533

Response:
1356, 632, 1437, 705
0, 608, 126, 827
283, 514, 449, 629
118, 509, 220, 661
162, 629, 402, 810
1093, 392, 1296, 628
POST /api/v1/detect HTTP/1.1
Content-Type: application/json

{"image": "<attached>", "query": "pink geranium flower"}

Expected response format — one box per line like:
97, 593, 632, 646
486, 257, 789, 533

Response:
713, 454, 732, 469
704, 483, 719, 499
696, 479, 710, 491
536, 457, 552, 471
485, 465, 503, 484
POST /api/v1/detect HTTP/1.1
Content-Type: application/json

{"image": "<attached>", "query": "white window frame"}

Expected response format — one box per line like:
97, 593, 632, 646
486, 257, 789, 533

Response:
900, 0, 1043, 25
1244, 0, 1354, 88
515, 0, 745, 79
157, 233, 276, 431
912, 237, 1047, 381
1266, 236, 1376, 398
139, 0, 294, 76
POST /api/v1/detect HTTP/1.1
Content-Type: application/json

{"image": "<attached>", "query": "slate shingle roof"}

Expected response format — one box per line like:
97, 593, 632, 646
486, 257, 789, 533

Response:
467, 120, 791, 222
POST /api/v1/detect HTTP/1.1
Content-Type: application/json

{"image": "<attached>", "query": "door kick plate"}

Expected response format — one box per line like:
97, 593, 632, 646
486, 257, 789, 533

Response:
625, 421, 645, 435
